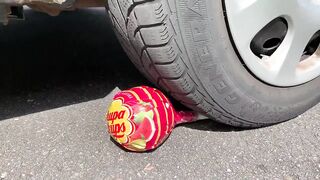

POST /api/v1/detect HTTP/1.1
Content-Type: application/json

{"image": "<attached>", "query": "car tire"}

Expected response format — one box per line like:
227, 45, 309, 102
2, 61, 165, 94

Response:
106, 0, 320, 127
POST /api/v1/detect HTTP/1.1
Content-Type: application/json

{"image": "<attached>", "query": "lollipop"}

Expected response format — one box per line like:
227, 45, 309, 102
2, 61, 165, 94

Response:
105, 86, 206, 152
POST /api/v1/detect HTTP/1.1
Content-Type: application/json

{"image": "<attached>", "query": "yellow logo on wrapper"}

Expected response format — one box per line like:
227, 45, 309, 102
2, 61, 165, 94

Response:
107, 99, 134, 144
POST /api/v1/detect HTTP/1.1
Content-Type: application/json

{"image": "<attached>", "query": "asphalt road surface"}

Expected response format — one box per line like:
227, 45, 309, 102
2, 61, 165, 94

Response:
0, 8, 320, 180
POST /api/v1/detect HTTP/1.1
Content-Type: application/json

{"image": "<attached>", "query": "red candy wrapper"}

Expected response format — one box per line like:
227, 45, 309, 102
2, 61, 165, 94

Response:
106, 86, 205, 152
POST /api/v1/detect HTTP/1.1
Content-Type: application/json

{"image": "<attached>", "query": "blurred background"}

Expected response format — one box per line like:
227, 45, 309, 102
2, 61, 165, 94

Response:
0, 8, 150, 120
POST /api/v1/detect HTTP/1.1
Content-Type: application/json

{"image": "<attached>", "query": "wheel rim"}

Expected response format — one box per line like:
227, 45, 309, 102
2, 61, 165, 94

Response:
224, 0, 320, 86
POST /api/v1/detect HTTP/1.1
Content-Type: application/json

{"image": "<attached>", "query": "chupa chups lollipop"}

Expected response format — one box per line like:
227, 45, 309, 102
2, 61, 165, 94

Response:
106, 86, 206, 152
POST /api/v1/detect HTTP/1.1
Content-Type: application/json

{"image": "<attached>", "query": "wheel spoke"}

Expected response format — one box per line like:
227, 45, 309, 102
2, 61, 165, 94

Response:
225, 0, 288, 45
268, 22, 315, 80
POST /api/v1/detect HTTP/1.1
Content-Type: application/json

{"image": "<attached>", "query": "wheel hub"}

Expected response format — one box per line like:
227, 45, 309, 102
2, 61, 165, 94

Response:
224, 0, 320, 86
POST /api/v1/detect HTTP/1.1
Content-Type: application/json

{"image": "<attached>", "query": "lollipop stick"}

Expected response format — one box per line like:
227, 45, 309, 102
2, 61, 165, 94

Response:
174, 111, 208, 125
